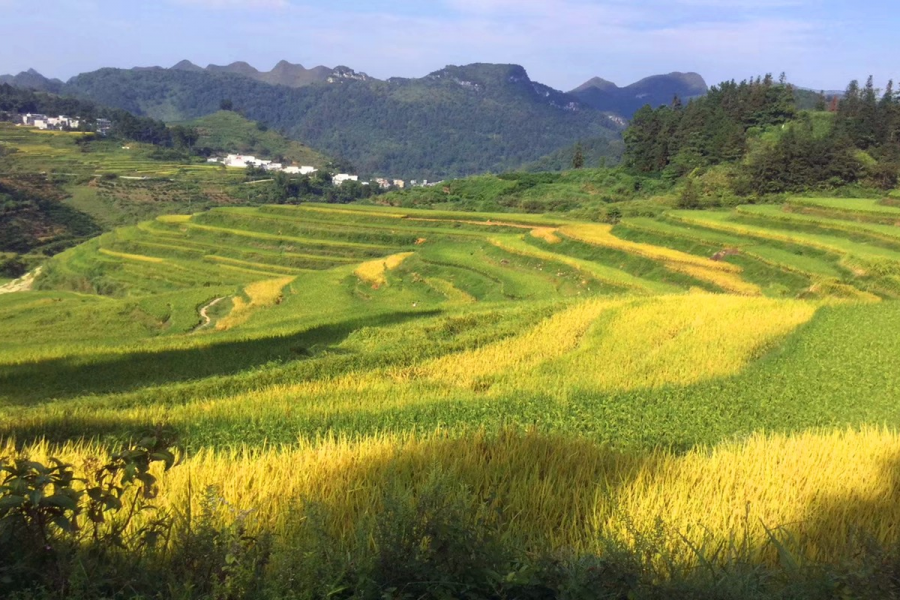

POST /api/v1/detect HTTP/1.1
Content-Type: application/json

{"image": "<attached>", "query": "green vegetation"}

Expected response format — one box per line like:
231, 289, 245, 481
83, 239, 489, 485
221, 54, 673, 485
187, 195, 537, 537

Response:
62, 64, 622, 179
2, 197, 900, 597
624, 74, 900, 197
6, 65, 900, 598
185, 111, 331, 168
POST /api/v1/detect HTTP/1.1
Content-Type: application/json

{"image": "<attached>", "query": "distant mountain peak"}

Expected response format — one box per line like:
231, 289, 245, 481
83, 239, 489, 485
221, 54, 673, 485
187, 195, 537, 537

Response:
570, 72, 708, 119
327, 66, 371, 83
0, 68, 63, 92
573, 77, 618, 93
207, 61, 260, 77
171, 60, 204, 72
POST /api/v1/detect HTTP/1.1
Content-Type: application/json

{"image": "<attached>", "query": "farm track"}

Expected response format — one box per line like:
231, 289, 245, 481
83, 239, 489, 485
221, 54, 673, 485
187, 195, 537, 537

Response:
192, 297, 226, 332
0, 267, 42, 295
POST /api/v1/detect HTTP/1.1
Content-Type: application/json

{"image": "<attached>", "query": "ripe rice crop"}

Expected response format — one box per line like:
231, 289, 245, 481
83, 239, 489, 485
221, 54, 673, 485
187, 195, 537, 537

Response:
216, 276, 295, 330
560, 223, 760, 295
530, 227, 562, 244
6, 427, 899, 568
98, 248, 165, 264
354, 252, 415, 287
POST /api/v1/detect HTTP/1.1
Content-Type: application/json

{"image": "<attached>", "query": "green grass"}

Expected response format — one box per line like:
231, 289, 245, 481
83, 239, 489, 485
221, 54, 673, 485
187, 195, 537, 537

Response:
184, 111, 331, 167
0, 198, 897, 447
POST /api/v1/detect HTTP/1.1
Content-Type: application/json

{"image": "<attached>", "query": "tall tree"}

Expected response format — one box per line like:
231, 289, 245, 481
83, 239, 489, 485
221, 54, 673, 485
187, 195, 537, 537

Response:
572, 142, 585, 169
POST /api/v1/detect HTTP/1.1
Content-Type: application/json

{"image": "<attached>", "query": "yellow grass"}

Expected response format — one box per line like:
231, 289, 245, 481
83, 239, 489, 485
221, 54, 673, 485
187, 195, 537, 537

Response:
355, 252, 414, 287
98, 249, 165, 264
8, 427, 899, 566
412, 298, 625, 387
411, 294, 815, 393
216, 276, 295, 331
489, 236, 675, 294
157, 215, 192, 224
530, 227, 562, 244
544, 294, 815, 392
561, 224, 761, 295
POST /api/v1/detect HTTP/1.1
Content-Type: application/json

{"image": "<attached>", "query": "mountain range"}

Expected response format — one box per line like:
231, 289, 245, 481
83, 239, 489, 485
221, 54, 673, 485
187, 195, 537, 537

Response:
570, 72, 708, 117
0, 69, 64, 93
1, 62, 709, 178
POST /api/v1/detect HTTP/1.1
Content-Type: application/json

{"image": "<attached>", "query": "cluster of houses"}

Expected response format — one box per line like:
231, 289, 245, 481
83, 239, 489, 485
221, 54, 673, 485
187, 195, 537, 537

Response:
18, 113, 112, 135
209, 154, 433, 189
210, 154, 321, 175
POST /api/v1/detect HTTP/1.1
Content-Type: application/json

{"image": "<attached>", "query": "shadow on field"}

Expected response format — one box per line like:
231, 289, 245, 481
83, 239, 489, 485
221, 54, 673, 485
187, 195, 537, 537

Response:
799, 451, 900, 564
0, 310, 439, 406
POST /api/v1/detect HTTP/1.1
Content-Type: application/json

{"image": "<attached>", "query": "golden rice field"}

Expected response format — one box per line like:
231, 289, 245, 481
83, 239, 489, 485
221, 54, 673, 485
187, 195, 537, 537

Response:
5, 427, 899, 567
3, 198, 900, 587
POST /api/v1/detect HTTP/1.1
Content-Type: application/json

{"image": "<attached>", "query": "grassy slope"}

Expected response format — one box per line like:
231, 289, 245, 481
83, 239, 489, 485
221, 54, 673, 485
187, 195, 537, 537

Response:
3, 198, 900, 584
186, 111, 331, 167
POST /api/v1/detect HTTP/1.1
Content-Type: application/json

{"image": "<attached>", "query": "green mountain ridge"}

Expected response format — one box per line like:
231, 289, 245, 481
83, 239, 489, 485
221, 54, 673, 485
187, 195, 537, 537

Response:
570, 72, 709, 118
58, 63, 625, 179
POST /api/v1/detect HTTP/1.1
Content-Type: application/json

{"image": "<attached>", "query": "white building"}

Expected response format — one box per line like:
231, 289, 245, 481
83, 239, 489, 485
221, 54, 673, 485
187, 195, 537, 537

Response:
282, 166, 318, 175
332, 174, 359, 186
393, 179, 406, 189
224, 154, 257, 168
96, 118, 112, 135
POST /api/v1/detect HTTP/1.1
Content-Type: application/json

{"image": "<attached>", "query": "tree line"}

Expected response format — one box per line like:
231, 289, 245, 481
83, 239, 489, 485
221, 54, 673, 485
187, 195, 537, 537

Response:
0, 84, 198, 150
623, 74, 900, 196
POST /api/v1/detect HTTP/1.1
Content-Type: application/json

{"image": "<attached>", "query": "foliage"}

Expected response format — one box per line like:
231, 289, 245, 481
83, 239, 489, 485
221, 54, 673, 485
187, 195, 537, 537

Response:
62, 65, 622, 179
0, 83, 192, 148
0, 434, 176, 597
622, 74, 900, 198
186, 110, 331, 167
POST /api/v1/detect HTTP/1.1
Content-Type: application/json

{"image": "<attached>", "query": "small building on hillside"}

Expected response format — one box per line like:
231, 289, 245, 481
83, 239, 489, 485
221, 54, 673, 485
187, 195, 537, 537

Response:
393, 179, 406, 189
333, 174, 359, 186
96, 118, 112, 135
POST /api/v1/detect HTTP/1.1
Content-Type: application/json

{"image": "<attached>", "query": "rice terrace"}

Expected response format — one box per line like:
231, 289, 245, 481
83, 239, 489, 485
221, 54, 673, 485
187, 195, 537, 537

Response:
5, 186, 900, 596
5, 35, 900, 595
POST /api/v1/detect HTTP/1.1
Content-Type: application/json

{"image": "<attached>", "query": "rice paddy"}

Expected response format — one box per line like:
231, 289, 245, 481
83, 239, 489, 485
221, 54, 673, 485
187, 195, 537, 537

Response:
3, 196, 900, 583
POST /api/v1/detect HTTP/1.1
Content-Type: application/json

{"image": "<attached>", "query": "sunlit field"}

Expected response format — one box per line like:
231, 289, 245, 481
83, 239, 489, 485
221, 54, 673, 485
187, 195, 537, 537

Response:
3, 198, 900, 595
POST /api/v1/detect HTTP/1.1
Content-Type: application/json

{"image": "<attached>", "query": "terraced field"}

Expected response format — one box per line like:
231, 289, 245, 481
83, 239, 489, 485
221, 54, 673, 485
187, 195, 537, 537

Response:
4, 198, 900, 594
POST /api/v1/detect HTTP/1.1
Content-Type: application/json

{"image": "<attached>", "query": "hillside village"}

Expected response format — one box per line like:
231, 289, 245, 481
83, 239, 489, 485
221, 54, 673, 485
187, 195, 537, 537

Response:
18, 112, 111, 134
209, 153, 437, 189
10, 111, 439, 189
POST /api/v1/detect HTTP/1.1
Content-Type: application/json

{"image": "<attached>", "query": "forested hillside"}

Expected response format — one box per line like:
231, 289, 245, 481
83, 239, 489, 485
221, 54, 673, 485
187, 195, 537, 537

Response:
624, 75, 900, 198
186, 111, 332, 167
62, 64, 623, 179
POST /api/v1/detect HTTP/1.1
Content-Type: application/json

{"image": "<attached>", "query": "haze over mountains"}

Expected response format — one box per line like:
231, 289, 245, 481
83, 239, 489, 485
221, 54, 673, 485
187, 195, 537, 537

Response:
1, 61, 711, 178
570, 72, 709, 118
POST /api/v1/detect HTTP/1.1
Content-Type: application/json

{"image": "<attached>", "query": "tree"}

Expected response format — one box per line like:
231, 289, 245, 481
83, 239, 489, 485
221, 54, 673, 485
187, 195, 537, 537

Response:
572, 142, 584, 169
220, 99, 234, 111
677, 177, 701, 209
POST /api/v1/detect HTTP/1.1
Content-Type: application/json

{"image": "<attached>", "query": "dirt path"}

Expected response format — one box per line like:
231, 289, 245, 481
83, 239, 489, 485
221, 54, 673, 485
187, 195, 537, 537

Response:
0, 267, 42, 295
193, 297, 225, 332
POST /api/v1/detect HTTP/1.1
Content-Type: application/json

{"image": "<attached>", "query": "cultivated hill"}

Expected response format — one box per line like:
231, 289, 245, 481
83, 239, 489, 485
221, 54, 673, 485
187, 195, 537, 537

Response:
186, 110, 332, 167
571, 72, 708, 118
60, 63, 624, 179
5, 197, 900, 595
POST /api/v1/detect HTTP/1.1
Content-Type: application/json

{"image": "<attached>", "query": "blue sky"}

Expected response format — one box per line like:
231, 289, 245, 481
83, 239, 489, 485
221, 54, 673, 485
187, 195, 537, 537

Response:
1, 0, 897, 91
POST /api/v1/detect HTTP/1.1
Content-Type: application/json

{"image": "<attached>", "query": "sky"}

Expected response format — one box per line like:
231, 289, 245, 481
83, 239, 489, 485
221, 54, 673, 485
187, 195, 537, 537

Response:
1, 0, 897, 92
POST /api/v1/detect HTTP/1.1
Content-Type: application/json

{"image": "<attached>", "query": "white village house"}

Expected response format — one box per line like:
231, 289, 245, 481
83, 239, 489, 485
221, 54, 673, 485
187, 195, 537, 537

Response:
283, 166, 318, 175
332, 174, 359, 186
19, 113, 111, 135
